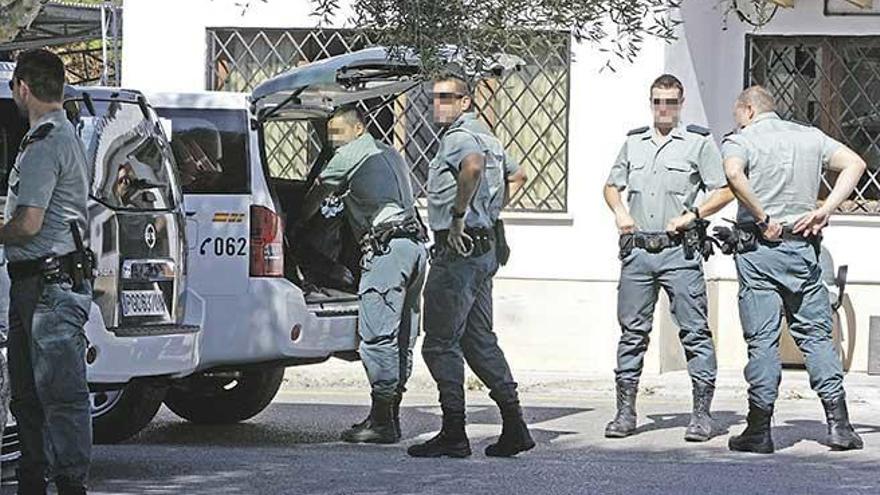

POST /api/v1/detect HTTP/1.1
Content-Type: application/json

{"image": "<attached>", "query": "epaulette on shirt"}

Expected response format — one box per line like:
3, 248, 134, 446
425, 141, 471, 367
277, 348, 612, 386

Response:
19, 122, 55, 152
626, 126, 649, 136
686, 124, 711, 136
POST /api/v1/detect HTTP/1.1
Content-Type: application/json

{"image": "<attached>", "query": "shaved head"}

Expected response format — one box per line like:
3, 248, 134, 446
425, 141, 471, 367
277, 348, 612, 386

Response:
737, 86, 776, 114
734, 85, 777, 128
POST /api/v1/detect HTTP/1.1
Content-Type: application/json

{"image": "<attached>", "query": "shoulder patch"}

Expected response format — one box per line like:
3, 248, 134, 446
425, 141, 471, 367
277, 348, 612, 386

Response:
19, 122, 55, 152
686, 124, 711, 136
626, 126, 649, 136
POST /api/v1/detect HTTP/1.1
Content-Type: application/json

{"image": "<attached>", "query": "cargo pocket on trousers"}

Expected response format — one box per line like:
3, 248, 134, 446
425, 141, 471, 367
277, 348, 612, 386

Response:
358, 286, 404, 343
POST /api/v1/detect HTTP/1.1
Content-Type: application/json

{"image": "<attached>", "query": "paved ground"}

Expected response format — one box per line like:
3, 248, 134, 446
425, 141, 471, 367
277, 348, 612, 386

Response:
5, 373, 880, 495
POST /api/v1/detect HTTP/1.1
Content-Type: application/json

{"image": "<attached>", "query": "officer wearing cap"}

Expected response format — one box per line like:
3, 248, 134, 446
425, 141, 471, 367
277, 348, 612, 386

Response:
603, 74, 733, 442
407, 71, 532, 459
301, 105, 428, 445
3, 50, 93, 495
723, 85, 866, 454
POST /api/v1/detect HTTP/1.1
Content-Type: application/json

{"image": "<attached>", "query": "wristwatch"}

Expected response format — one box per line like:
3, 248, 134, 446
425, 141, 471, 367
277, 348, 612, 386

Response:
452, 209, 466, 220
688, 206, 701, 219
756, 214, 771, 231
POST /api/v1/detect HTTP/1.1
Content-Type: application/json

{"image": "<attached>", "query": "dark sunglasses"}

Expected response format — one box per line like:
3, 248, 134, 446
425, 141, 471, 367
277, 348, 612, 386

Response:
433, 92, 466, 102
7, 78, 15, 91
652, 98, 680, 106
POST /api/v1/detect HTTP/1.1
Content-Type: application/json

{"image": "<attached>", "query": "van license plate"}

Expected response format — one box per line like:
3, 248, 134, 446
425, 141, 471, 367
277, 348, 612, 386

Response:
121, 290, 168, 317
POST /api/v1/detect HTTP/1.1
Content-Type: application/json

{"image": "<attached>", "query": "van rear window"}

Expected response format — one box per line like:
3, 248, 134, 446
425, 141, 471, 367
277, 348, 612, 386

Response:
156, 108, 250, 195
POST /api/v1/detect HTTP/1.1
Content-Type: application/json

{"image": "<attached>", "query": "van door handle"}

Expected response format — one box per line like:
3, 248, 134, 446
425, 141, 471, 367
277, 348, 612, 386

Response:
185, 211, 197, 217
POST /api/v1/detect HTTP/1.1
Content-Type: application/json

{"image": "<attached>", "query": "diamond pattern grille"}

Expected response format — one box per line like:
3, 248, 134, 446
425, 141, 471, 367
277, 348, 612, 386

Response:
748, 36, 880, 214
207, 28, 570, 211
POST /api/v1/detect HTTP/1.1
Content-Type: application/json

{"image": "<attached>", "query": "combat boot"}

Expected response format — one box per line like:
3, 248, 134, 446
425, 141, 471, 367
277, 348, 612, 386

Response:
341, 394, 399, 444
485, 402, 535, 457
55, 479, 87, 495
822, 395, 863, 451
728, 402, 774, 454
684, 382, 714, 442
605, 380, 638, 438
16, 470, 47, 495
407, 411, 471, 458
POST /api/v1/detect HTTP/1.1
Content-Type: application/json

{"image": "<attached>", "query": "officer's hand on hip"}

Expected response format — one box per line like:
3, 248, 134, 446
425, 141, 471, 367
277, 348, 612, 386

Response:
666, 212, 696, 234
761, 221, 783, 241
792, 207, 831, 238
615, 211, 636, 235
448, 217, 473, 257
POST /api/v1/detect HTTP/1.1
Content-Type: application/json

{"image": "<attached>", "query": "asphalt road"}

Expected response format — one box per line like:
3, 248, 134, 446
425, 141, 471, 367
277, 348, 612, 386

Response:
4, 390, 880, 495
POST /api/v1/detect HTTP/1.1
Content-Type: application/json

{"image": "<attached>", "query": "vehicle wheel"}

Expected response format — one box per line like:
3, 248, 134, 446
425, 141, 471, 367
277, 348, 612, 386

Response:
164, 366, 285, 424
91, 380, 167, 444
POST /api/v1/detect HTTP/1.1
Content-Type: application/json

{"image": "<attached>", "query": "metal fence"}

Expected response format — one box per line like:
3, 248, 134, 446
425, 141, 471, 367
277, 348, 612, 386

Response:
207, 28, 570, 211
747, 36, 880, 214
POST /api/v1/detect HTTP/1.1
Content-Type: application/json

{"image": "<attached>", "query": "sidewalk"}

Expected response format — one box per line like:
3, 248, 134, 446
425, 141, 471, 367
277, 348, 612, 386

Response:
283, 358, 880, 404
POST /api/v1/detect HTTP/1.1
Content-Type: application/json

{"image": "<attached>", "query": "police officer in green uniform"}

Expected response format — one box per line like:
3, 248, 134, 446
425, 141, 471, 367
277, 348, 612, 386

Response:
302, 105, 428, 444
722, 86, 865, 454
603, 74, 733, 442
407, 72, 533, 459
4, 50, 93, 495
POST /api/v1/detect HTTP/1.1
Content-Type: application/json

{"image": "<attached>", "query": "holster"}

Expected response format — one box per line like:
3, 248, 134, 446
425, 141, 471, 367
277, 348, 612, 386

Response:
682, 219, 714, 261
494, 219, 511, 266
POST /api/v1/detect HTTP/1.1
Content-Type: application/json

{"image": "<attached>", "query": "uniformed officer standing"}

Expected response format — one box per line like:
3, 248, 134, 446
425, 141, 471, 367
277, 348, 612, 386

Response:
4, 50, 93, 495
603, 74, 733, 442
407, 72, 532, 459
302, 105, 428, 444
722, 86, 865, 453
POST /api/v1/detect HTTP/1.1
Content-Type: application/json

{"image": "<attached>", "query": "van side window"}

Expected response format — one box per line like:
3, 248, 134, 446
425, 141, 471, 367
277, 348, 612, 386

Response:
262, 120, 326, 181
157, 108, 250, 194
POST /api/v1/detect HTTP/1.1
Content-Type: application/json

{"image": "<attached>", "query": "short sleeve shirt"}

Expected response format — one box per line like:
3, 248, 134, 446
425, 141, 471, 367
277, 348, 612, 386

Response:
606, 123, 725, 232
5, 110, 90, 262
720, 112, 843, 225
426, 112, 495, 231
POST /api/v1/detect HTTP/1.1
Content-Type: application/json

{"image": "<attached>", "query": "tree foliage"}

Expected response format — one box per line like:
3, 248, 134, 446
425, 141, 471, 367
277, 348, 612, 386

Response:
310, 0, 682, 74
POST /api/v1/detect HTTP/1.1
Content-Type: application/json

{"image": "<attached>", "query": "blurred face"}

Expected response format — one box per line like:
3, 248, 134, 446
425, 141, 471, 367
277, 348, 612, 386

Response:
327, 115, 364, 151
432, 80, 471, 126
650, 86, 683, 128
734, 101, 754, 129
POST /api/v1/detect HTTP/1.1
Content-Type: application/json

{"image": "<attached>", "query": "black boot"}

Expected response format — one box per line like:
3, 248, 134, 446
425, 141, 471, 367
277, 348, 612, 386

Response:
485, 403, 535, 457
55, 479, 87, 495
605, 380, 638, 438
16, 470, 48, 495
341, 394, 399, 444
728, 402, 774, 454
392, 392, 403, 438
407, 411, 471, 458
685, 382, 714, 442
822, 395, 863, 451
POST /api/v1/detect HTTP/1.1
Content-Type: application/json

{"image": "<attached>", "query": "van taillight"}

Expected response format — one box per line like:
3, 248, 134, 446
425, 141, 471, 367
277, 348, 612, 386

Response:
250, 205, 283, 277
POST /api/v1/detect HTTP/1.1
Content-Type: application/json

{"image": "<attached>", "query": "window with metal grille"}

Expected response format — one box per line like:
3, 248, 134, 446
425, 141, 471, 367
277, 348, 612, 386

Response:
206, 28, 570, 211
747, 36, 880, 214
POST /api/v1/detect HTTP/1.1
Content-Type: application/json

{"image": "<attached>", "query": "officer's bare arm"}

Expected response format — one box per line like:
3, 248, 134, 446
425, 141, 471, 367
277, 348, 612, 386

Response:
0, 206, 45, 245
821, 147, 867, 213
695, 187, 735, 219
454, 153, 484, 214
603, 184, 628, 216
724, 157, 767, 221
504, 168, 528, 207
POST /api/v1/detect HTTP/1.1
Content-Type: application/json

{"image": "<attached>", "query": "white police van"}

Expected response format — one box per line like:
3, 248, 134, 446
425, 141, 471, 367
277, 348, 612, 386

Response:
0, 62, 202, 445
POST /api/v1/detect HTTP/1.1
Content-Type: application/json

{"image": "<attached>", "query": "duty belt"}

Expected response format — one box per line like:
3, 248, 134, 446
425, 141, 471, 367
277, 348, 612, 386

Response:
359, 217, 428, 258
7, 252, 91, 284
432, 227, 495, 259
712, 222, 821, 256
624, 232, 681, 253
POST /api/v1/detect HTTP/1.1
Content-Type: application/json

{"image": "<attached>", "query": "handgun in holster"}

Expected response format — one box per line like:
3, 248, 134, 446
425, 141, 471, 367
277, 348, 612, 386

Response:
69, 221, 96, 291
682, 219, 713, 261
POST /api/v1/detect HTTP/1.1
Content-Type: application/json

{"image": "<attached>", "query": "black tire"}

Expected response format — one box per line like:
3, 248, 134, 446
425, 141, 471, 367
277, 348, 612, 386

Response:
164, 366, 285, 424
91, 380, 166, 444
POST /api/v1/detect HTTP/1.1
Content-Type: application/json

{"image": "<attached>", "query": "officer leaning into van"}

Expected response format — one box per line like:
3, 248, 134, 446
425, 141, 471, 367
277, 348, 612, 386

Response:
722, 86, 865, 454
407, 71, 532, 459
3, 50, 94, 495
301, 105, 428, 444
603, 74, 733, 442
